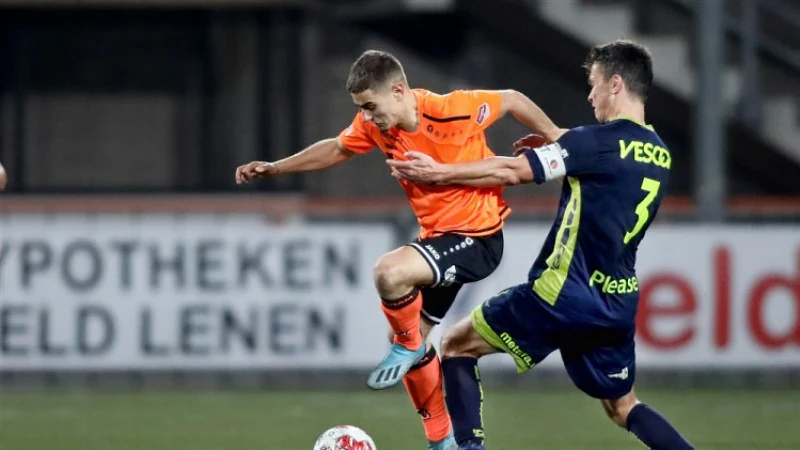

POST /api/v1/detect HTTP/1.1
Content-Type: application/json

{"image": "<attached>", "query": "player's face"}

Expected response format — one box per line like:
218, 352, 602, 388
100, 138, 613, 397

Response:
352, 84, 406, 132
587, 64, 613, 123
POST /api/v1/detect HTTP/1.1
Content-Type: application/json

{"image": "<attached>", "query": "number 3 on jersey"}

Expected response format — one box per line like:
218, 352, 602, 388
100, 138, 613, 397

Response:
623, 177, 660, 244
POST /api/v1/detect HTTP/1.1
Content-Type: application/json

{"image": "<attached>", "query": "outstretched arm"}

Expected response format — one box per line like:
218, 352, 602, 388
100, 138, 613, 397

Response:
387, 151, 534, 187
236, 138, 355, 184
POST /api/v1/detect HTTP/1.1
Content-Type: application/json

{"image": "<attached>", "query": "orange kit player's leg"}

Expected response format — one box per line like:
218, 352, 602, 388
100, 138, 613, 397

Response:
369, 246, 453, 444
383, 318, 453, 444
402, 340, 452, 443
373, 246, 434, 349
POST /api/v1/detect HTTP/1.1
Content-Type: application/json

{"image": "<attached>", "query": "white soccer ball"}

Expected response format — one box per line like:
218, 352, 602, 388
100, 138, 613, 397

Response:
313, 425, 377, 450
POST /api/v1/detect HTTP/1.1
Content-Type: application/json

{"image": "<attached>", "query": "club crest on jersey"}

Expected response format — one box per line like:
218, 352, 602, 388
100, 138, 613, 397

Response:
475, 102, 490, 125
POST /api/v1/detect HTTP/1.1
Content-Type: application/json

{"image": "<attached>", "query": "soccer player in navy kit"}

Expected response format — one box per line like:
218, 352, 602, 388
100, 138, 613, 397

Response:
389, 40, 694, 450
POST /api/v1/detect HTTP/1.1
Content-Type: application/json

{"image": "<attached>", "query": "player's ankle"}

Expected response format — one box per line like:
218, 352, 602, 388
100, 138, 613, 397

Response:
393, 334, 423, 351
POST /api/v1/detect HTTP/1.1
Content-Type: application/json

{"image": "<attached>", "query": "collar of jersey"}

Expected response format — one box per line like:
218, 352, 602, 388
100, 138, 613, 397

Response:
402, 89, 424, 136
609, 115, 654, 131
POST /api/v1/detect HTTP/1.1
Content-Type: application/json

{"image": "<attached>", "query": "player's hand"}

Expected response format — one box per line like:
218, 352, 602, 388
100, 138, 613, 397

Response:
386, 151, 445, 184
235, 161, 279, 184
512, 133, 549, 156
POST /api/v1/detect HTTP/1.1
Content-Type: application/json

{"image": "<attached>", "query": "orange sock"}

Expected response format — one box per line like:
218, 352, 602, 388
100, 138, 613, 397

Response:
403, 346, 452, 442
380, 289, 423, 349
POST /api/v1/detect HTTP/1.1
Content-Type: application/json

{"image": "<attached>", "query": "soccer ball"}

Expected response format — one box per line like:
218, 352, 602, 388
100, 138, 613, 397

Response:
313, 425, 377, 450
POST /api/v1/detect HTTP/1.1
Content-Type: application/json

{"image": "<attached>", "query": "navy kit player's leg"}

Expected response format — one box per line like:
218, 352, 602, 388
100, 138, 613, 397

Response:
440, 284, 557, 450
604, 389, 695, 450
560, 338, 695, 450
440, 283, 696, 450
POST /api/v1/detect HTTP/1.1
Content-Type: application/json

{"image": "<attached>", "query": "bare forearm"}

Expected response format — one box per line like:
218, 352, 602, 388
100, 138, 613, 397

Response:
442, 170, 520, 187
273, 138, 353, 174
503, 91, 567, 142
438, 157, 528, 187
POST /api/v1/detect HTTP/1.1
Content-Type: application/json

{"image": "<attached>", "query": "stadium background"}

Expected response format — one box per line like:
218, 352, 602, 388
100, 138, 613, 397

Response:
0, 0, 799, 449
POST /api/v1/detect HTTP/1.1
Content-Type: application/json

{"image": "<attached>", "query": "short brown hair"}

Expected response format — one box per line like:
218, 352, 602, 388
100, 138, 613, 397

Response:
346, 50, 407, 94
583, 39, 653, 102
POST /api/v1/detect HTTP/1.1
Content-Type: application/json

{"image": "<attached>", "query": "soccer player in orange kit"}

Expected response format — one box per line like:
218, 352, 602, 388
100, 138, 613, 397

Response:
235, 50, 561, 450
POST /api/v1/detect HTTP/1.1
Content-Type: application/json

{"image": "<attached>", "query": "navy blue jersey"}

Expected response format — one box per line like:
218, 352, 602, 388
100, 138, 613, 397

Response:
522, 117, 671, 323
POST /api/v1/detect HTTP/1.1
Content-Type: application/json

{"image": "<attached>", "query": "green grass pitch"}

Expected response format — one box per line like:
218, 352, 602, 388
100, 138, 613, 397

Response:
2, 388, 799, 449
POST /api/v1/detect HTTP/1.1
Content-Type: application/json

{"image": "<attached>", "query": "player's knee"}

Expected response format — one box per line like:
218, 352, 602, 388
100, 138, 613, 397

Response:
601, 394, 639, 428
605, 406, 628, 428
440, 329, 461, 358
373, 256, 410, 294
440, 324, 473, 358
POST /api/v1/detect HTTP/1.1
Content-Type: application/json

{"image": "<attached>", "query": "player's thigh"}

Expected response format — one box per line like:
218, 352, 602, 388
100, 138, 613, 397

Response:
440, 315, 500, 359
464, 283, 557, 372
373, 245, 436, 294
408, 231, 503, 289
561, 327, 636, 401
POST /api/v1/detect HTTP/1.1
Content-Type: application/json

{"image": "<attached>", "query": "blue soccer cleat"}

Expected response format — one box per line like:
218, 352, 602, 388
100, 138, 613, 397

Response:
366, 341, 426, 390
428, 433, 457, 450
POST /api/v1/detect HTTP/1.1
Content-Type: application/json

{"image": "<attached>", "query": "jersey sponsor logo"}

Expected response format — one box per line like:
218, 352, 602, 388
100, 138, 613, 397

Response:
618, 139, 672, 169
424, 123, 459, 140
382, 135, 397, 150
475, 102, 490, 125
607, 367, 629, 380
499, 332, 534, 368
425, 245, 441, 260
589, 270, 639, 294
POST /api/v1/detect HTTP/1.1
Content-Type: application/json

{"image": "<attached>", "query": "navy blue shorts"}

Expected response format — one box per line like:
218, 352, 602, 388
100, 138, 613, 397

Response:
472, 282, 636, 399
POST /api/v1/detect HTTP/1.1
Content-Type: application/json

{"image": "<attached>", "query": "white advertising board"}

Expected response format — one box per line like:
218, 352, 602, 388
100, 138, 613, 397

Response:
1, 215, 798, 370
0, 214, 394, 370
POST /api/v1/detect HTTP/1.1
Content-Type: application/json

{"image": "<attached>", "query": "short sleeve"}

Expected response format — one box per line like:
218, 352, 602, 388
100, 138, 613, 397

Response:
521, 125, 610, 184
556, 126, 608, 176
337, 112, 377, 154
443, 90, 504, 135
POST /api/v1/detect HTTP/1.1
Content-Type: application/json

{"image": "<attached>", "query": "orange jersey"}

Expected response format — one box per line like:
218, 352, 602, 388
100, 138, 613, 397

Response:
338, 89, 510, 239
